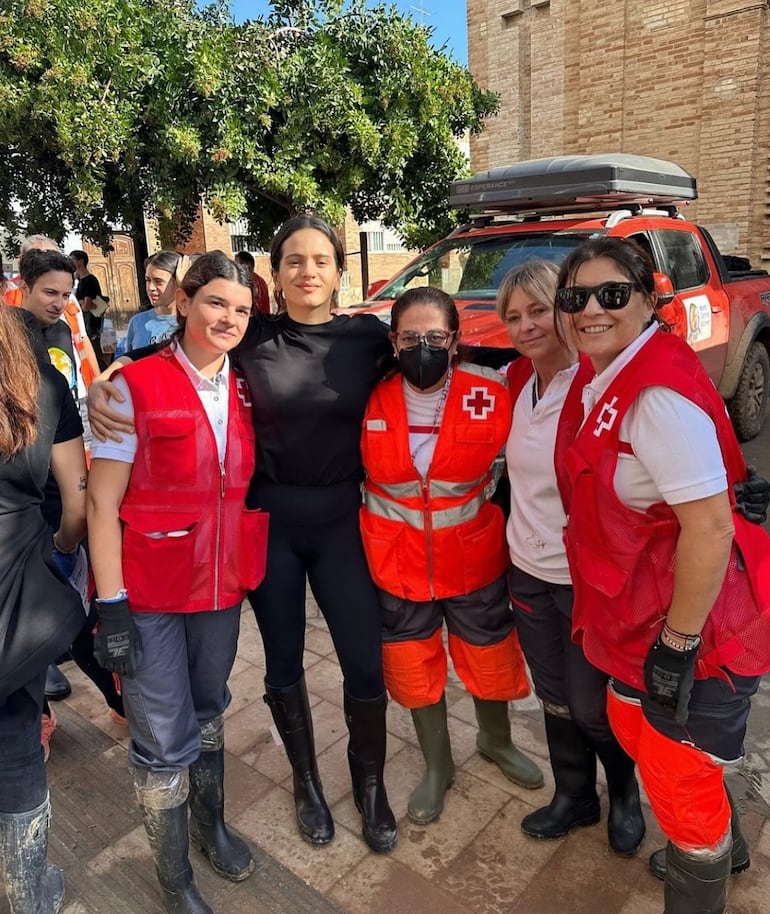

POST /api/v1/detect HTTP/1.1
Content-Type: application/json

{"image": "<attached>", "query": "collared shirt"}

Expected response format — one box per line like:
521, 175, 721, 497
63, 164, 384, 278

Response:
579, 324, 726, 510
91, 343, 230, 464
506, 362, 579, 585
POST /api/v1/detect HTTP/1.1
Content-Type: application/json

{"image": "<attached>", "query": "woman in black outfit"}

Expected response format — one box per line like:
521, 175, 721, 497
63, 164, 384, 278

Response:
0, 305, 87, 913
88, 220, 397, 853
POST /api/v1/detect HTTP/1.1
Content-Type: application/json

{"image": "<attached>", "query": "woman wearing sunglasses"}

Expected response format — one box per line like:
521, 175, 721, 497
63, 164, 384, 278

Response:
499, 260, 646, 857
360, 286, 543, 826
555, 236, 770, 914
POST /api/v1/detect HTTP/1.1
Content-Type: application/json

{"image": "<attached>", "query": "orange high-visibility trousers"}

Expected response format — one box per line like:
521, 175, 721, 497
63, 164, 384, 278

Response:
607, 689, 730, 850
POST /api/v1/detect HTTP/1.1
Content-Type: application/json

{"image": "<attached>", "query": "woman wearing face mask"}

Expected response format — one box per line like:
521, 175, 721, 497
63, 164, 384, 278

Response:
555, 236, 770, 914
86, 215, 398, 855
360, 287, 543, 825
499, 261, 645, 857
125, 251, 182, 350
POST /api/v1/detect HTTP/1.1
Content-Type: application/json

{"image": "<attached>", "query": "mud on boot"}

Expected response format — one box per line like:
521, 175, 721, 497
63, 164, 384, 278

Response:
408, 694, 455, 825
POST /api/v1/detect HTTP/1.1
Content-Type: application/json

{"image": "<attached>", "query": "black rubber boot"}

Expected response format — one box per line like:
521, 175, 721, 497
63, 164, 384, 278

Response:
408, 694, 455, 824
649, 785, 750, 880
263, 674, 334, 845
344, 691, 398, 853
521, 712, 600, 839
593, 737, 646, 856
473, 697, 544, 789
189, 747, 254, 881
44, 665, 71, 702
663, 840, 731, 914
0, 795, 65, 914
139, 799, 213, 914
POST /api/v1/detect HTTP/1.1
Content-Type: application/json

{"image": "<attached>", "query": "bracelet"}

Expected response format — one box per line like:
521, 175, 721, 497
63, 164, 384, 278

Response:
53, 535, 78, 555
96, 589, 128, 603
661, 622, 701, 652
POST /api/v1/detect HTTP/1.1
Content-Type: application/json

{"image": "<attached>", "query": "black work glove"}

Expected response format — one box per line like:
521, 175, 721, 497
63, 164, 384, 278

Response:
93, 597, 142, 678
734, 466, 769, 525
643, 636, 698, 724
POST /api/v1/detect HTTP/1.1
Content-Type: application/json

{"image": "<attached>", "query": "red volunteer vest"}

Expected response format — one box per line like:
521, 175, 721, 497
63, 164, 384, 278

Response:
117, 349, 267, 613
361, 364, 510, 601
559, 330, 770, 688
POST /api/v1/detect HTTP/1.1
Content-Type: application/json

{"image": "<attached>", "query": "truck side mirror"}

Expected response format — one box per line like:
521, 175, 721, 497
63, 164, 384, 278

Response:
367, 279, 388, 298
653, 272, 675, 306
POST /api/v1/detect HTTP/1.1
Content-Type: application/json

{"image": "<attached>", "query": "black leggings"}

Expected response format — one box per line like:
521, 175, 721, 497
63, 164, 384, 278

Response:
249, 482, 384, 700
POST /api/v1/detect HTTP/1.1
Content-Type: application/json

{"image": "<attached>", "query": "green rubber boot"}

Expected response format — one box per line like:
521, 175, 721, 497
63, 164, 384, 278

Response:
408, 694, 456, 824
473, 697, 544, 789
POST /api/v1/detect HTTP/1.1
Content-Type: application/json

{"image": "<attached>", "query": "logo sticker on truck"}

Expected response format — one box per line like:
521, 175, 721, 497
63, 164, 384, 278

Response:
683, 294, 712, 344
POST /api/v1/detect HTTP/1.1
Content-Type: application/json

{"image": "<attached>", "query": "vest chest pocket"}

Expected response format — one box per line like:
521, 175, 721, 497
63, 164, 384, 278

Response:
120, 507, 200, 609
144, 415, 198, 485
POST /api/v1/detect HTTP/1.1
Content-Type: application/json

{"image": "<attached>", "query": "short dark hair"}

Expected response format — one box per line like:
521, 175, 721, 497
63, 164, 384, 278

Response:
20, 249, 76, 288
390, 286, 460, 334
235, 250, 255, 270
69, 249, 89, 266
556, 236, 655, 298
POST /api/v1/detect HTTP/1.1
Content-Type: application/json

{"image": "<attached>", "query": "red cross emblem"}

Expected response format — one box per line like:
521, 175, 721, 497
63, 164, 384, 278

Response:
462, 386, 495, 419
236, 377, 252, 408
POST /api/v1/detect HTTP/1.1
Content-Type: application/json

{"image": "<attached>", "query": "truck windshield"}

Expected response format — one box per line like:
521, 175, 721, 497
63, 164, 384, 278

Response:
369, 230, 592, 301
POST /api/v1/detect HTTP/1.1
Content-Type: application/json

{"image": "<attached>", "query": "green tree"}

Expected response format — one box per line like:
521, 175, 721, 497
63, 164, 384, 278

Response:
0, 0, 497, 250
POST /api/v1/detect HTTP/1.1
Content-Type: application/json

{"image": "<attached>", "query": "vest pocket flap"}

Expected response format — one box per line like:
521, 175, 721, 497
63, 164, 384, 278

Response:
145, 416, 197, 439
119, 505, 200, 537
574, 542, 629, 597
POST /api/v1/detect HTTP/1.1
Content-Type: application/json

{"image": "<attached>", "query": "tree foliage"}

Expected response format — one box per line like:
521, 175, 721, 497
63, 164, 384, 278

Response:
0, 0, 498, 249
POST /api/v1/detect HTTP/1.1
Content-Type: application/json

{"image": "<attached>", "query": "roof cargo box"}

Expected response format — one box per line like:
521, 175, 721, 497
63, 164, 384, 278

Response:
449, 154, 697, 215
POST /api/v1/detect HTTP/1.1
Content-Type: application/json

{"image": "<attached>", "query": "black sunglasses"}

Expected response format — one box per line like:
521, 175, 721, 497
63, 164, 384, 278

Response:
555, 282, 638, 313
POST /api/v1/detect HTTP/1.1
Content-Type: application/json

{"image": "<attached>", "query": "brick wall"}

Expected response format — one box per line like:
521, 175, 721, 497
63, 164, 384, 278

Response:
467, 0, 770, 264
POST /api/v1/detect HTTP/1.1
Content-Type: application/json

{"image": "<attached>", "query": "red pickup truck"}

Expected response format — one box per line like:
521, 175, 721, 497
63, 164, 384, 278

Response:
354, 155, 770, 441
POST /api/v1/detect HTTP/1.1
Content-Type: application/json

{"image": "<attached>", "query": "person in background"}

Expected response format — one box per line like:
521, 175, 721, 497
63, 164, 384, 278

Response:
0, 302, 87, 914
87, 252, 265, 914
555, 236, 770, 914
87, 215, 398, 855
125, 251, 181, 350
70, 249, 107, 370
360, 287, 543, 826
498, 260, 645, 856
18, 249, 126, 752
234, 250, 271, 315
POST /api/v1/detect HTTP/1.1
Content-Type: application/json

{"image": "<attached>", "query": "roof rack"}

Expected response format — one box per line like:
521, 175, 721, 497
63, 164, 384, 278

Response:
449, 154, 697, 217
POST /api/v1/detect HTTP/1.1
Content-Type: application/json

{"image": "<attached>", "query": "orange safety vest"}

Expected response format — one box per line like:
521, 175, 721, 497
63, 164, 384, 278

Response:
360, 363, 510, 601
116, 349, 267, 613
559, 330, 770, 689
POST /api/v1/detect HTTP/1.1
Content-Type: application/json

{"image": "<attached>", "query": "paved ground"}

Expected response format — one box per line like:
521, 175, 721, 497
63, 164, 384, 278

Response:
3, 422, 769, 914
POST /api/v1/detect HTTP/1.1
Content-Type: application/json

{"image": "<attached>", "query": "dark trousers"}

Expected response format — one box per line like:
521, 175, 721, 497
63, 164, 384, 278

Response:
249, 482, 384, 700
509, 565, 613, 741
121, 606, 241, 771
0, 672, 47, 813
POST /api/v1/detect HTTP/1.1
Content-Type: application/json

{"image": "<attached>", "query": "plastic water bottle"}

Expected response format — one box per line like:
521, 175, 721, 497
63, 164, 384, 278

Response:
101, 318, 117, 354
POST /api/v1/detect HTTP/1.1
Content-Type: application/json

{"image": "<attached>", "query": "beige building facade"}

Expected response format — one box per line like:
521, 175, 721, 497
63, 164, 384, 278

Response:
467, 0, 770, 264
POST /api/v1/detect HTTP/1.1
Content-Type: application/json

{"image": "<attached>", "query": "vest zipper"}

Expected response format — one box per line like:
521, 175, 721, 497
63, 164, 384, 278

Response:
422, 477, 435, 600
214, 462, 225, 610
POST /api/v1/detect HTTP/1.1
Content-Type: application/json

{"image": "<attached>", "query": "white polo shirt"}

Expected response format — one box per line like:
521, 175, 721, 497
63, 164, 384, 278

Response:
90, 343, 231, 464
581, 324, 727, 510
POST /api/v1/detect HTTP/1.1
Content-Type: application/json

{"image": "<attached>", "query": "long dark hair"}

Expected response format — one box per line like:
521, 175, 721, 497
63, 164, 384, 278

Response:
145, 250, 182, 276
171, 251, 251, 341
0, 306, 40, 456
269, 214, 345, 312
